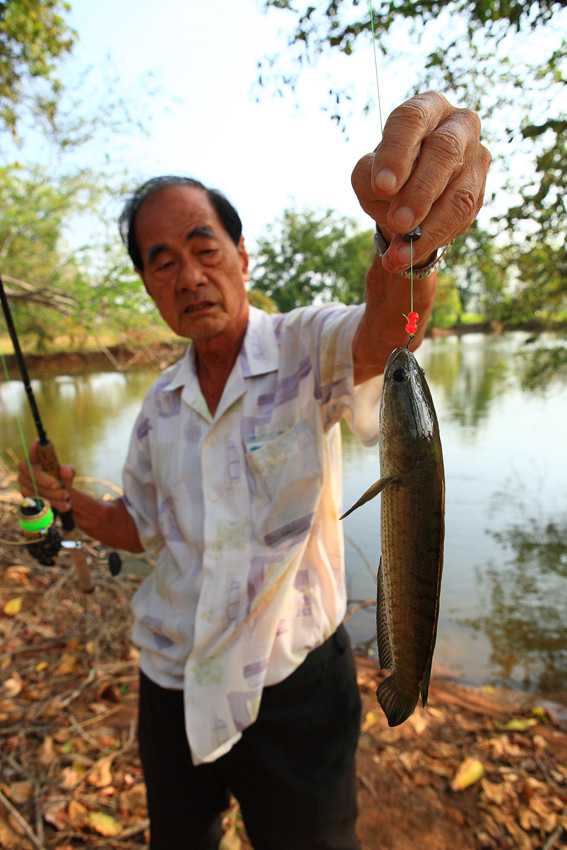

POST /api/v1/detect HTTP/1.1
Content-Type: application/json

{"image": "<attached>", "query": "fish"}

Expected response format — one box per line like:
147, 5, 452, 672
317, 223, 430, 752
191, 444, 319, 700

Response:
342, 346, 445, 726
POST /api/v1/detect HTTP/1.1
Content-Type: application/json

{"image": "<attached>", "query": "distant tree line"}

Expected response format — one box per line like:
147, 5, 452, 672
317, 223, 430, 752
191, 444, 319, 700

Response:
0, 0, 565, 385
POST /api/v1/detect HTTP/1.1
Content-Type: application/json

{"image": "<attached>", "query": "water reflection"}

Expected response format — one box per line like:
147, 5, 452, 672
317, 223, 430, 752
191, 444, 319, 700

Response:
0, 370, 158, 484
423, 334, 507, 430
342, 333, 567, 703
466, 502, 567, 701
2, 333, 567, 704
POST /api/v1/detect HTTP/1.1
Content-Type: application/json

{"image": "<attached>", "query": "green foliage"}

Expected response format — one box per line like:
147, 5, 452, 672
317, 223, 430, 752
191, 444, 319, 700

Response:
0, 163, 157, 352
0, 162, 91, 347
246, 288, 279, 313
70, 238, 158, 340
520, 339, 567, 389
250, 207, 374, 312
0, 0, 75, 136
0, 2, 158, 352
446, 227, 510, 321
258, 0, 567, 379
260, 0, 566, 63
430, 272, 461, 328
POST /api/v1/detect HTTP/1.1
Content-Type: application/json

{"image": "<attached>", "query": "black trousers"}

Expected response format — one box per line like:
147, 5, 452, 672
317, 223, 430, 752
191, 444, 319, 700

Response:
138, 625, 362, 850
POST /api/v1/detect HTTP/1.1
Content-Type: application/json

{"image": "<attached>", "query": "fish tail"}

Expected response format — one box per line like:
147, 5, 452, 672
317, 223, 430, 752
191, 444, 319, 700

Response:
376, 676, 419, 727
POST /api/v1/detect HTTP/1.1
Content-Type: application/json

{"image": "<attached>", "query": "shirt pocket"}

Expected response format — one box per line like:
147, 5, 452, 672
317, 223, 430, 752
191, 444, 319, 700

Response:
245, 419, 322, 547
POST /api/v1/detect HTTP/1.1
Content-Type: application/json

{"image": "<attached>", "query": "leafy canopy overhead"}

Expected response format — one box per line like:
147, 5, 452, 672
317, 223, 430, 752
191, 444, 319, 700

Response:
0, 1, 159, 350
258, 0, 567, 379
0, 0, 76, 135
266, 0, 566, 45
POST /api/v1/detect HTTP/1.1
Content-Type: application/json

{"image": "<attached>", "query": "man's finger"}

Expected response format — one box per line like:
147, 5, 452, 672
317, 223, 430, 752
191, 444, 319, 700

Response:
384, 111, 486, 236
383, 161, 489, 271
371, 92, 457, 198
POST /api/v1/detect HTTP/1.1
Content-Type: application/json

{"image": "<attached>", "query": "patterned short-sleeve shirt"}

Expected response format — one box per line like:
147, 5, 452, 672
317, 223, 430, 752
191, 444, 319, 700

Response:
122, 303, 381, 764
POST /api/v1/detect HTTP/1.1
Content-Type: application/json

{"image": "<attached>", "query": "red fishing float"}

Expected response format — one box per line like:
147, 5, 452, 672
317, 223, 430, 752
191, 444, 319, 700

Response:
404, 312, 419, 336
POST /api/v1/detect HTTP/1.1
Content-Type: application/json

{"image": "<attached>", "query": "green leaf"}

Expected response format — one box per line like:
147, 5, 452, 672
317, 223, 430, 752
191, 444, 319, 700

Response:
88, 811, 122, 837
494, 717, 538, 732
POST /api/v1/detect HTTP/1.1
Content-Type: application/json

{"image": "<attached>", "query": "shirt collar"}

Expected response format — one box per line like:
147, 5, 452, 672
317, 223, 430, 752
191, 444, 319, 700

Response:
161, 304, 279, 394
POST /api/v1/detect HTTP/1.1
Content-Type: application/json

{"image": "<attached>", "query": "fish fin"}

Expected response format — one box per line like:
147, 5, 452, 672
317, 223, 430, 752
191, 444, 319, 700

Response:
340, 477, 396, 520
420, 596, 441, 708
376, 676, 419, 727
376, 559, 393, 671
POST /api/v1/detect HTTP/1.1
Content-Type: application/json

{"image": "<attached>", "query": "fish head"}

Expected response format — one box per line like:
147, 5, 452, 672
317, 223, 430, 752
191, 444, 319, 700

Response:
379, 347, 440, 471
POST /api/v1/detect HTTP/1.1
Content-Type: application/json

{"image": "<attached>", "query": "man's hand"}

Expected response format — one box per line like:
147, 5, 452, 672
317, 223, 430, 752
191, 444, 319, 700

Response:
18, 439, 144, 553
18, 439, 75, 515
351, 91, 491, 274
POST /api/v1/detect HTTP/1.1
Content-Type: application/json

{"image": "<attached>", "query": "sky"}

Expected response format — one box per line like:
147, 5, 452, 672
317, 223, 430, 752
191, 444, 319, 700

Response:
62, 0, 417, 249
12, 0, 567, 262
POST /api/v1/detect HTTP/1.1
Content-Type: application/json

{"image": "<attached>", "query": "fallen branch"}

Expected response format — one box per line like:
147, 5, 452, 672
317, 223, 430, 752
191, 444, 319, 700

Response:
541, 812, 567, 850
344, 599, 375, 625
69, 711, 115, 755
117, 817, 150, 840
68, 719, 137, 793
344, 532, 376, 581
357, 771, 378, 801
52, 667, 97, 711
0, 787, 47, 850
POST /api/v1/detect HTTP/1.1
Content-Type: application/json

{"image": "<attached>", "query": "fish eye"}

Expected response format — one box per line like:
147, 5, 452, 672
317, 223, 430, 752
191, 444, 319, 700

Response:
392, 368, 409, 383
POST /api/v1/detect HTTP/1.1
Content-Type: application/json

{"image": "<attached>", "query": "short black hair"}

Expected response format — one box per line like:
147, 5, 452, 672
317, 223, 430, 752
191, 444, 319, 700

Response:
118, 176, 243, 270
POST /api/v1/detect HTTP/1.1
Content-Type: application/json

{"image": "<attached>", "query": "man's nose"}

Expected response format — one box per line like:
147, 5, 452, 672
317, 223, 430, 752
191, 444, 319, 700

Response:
177, 257, 207, 289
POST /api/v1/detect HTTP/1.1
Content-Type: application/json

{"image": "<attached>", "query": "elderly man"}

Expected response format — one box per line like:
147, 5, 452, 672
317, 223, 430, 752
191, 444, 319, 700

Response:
20, 92, 490, 850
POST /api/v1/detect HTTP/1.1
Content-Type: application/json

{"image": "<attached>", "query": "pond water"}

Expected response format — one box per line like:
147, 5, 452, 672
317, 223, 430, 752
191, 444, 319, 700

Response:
1, 332, 566, 707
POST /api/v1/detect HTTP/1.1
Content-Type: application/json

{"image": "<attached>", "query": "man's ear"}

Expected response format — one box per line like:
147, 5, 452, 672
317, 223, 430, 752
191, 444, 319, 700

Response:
135, 267, 150, 295
239, 236, 249, 282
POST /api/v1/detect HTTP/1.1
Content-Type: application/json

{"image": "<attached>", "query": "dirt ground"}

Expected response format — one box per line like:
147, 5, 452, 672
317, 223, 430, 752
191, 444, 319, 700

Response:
1, 493, 566, 850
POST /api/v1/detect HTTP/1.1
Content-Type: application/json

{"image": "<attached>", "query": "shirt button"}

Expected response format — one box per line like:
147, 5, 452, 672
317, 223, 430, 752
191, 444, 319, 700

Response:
209, 436, 217, 446
211, 550, 220, 560
210, 492, 218, 502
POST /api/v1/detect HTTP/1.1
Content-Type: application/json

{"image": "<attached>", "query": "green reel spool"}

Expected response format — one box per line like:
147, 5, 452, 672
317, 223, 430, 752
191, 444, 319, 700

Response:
18, 498, 55, 537
17, 498, 62, 566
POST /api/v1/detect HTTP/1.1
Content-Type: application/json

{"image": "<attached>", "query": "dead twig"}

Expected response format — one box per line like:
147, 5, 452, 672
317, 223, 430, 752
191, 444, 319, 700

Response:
3, 638, 68, 657
68, 711, 115, 755
357, 770, 378, 801
541, 812, 567, 850
79, 705, 122, 727
0, 787, 47, 850
49, 667, 97, 712
68, 719, 137, 793
75, 476, 124, 497
344, 599, 375, 625
344, 532, 376, 581
117, 817, 150, 839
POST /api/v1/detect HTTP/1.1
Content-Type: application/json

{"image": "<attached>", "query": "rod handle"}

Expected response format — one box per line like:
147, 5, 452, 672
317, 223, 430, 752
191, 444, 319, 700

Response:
36, 439, 94, 593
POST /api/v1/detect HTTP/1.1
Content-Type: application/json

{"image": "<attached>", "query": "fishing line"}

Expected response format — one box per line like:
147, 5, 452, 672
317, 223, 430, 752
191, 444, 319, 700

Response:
410, 241, 414, 314
368, 0, 384, 135
0, 349, 41, 500
368, 0, 417, 342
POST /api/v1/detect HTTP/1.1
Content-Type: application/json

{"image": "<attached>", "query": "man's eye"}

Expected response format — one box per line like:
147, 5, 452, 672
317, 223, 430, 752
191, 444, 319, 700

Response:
200, 248, 219, 262
157, 261, 174, 271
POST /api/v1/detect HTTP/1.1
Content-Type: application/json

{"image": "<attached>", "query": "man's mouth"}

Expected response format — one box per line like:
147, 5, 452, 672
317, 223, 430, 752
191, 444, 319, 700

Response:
183, 301, 216, 315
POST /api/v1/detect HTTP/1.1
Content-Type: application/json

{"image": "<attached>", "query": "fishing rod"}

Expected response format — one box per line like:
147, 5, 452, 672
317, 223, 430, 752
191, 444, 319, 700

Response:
0, 273, 94, 592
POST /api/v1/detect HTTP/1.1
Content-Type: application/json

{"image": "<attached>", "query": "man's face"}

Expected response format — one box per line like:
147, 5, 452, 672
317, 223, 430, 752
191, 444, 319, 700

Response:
135, 185, 249, 347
